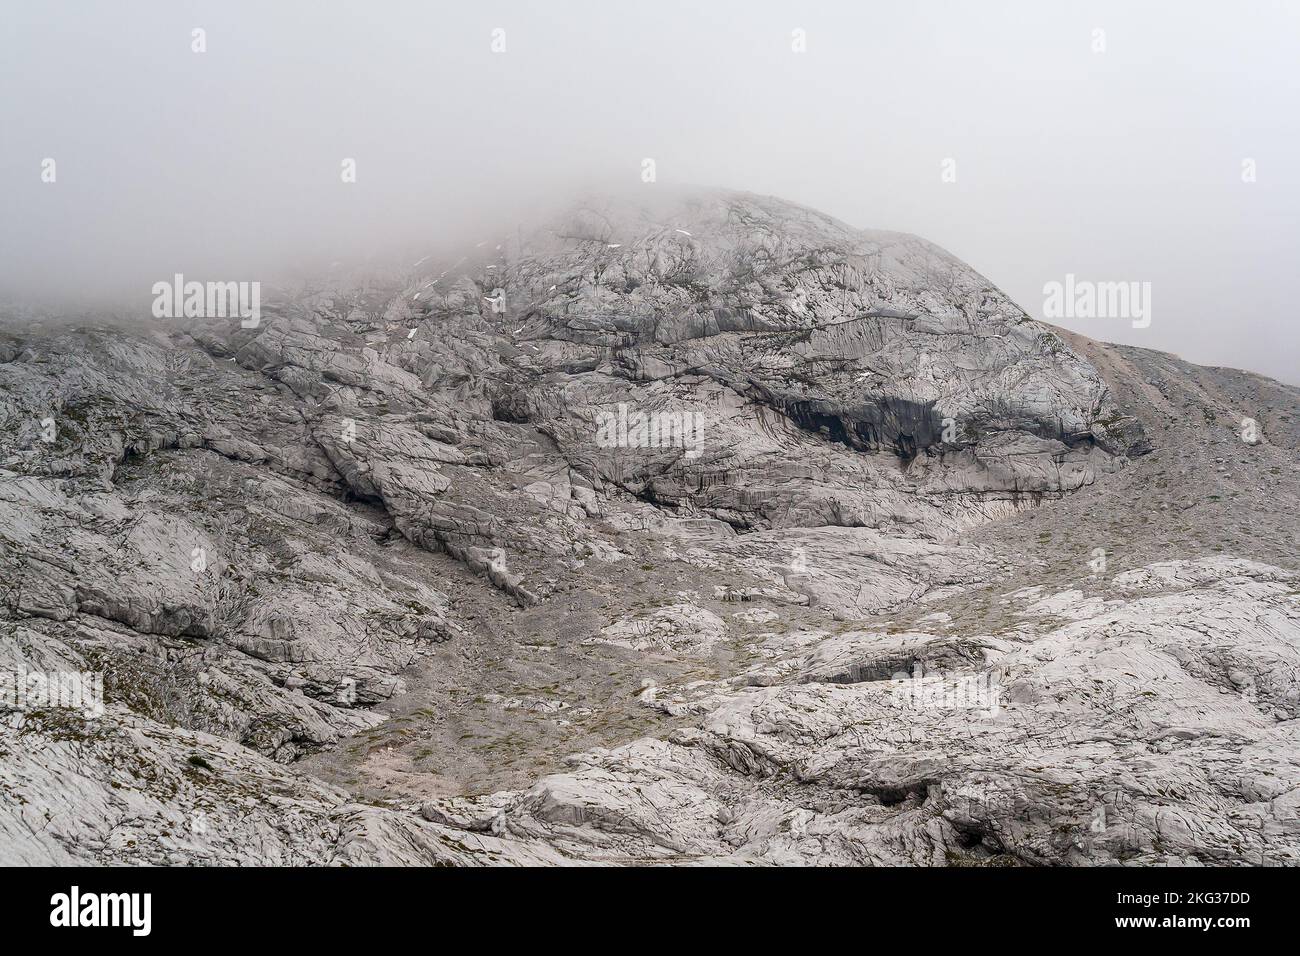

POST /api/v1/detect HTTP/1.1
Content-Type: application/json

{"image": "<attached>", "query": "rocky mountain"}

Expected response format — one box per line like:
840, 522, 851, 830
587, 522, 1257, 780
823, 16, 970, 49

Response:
2, 189, 1297, 865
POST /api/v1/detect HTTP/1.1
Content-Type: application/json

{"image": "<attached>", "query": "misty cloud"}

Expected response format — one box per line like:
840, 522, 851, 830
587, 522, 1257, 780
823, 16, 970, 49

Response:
1, 0, 1296, 382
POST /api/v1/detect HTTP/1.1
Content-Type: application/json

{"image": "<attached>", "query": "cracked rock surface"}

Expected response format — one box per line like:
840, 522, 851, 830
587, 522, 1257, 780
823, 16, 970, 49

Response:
2, 189, 1296, 865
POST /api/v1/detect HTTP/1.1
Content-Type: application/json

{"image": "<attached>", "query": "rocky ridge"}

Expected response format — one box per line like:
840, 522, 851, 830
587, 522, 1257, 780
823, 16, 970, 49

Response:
1, 190, 1296, 865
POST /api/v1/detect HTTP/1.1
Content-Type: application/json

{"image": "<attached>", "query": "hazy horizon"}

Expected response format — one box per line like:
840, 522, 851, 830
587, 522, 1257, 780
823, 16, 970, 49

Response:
3, 0, 1297, 384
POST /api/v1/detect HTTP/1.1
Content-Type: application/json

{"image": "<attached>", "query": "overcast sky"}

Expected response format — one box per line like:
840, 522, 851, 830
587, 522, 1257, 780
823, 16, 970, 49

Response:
2, 0, 1297, 383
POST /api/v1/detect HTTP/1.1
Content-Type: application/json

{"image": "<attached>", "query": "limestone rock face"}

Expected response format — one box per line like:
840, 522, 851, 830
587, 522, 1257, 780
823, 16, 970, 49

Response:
2, 189, 1296, 866
432, 557, 1300, 866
